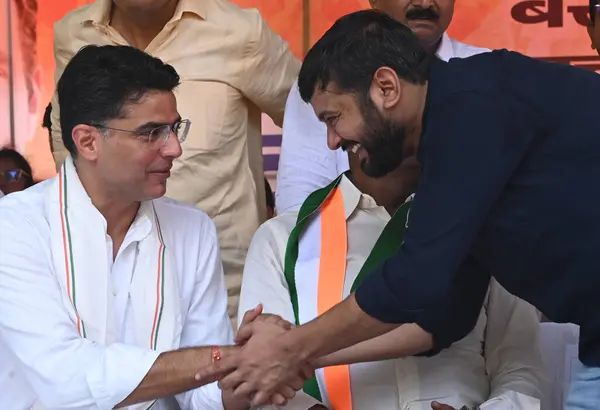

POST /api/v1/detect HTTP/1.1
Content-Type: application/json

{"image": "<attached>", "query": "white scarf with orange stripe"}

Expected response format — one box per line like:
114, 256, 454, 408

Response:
43, 156, 181, 410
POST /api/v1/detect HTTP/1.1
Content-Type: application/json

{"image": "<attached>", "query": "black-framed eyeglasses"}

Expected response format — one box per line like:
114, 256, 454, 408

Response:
591, 2, 600, 25
0, 169, 28, 183
92, 119, 191, 150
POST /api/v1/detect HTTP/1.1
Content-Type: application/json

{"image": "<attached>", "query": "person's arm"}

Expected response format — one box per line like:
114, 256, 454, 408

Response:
478, 280, 545, 410
116, 346, 237, 407
236, 218, 323, 410
314, 323, 429, 367
238, 9, 300, 127
174, 215, 248, 410
313, 253, 492, 367
0, 209, 222, 409
275, 84, 344, 213
50, 21, 75, 170
195, 92, 536, 405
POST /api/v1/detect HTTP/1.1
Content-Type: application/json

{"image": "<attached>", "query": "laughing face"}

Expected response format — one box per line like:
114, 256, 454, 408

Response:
311, 84, 407, 178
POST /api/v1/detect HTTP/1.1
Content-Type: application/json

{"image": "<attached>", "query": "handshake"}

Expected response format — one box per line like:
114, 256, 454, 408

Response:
196, 304, 321, 408
195, 305, 466, 410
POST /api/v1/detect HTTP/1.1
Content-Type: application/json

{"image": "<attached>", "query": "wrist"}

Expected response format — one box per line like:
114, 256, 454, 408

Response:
282, 325, 316, 363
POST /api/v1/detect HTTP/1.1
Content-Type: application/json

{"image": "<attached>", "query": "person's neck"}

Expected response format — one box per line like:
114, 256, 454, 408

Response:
421, 36, 442, 55
351, 158, 420, 214
75, 162, 140, 242
109, 0, 178, 50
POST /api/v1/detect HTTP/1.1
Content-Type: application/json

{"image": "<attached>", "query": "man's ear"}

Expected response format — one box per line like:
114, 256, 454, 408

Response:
72, 124, 101, 162
369, 67, 402, 111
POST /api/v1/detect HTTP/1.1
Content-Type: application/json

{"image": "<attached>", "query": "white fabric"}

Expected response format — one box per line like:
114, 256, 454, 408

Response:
0, 189, 4, 198
239, 175, 545, 410
275, 34, 490, 213
43, 157, 181, 410
0, 168, 234, 409
539, 323, 580, 410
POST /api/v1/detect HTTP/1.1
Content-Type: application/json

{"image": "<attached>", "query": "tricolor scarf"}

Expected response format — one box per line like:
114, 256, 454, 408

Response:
283, 173, 412, 409
43, 157, 181, 410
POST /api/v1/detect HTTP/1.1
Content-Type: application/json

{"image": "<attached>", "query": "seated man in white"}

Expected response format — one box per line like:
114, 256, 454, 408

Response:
238, 150, 545, 410
0, 45, 249, 410
276, 0, 490, 213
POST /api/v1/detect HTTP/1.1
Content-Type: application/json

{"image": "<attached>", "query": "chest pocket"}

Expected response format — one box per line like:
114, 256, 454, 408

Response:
175, 81, 233, 152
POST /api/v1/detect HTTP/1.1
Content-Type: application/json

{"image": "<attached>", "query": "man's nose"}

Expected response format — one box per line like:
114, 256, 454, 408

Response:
161, 132, 183, 158
327, 127, 343, 151
411, 0, 434, 7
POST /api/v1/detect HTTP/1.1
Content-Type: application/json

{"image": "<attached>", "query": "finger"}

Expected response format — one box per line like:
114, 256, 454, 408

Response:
262, 315, 293, 330
277, 318, 293, 330
232, 382, 257, 399
278, 385, 297, 400
299, 363, 315, 380
288, 376, 306, 391
252, 390, 276, 407
235, 321, 256, 343
271, 393, 288, 406
218, 369, 246, 391
237, 305, 263, 341
270, 390, 292, 406
195, 356, 237, 382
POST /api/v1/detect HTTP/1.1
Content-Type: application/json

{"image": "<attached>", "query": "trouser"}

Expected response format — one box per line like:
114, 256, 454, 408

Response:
565, 362, 600, 410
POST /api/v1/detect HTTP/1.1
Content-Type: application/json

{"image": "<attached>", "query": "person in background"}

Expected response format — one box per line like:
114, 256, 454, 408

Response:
238, 148, 544, 410
50, 0, 301, 319
0, 0, 42, 165
42, 103, 53, 152
0, 44, 256, 410
588, 0, 600, 55
276, 0, 487, 213
0, 148, 35, 195
265, 178, 275, 219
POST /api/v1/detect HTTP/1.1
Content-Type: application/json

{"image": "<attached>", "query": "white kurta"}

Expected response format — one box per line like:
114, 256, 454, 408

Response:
239, 176, 545, 410
275, 34, 490, 214
0, 180, 234, 410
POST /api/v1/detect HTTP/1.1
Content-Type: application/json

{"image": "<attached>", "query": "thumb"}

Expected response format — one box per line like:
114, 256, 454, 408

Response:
235, 321, 256, 344
240, 304, 263, 327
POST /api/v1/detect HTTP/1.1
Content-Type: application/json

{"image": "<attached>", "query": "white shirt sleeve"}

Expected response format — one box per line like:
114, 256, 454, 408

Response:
0, 208, 159, 409
176, 216, 236, 410
275, 82, 343, 214
479, 279, 545, 410
237, 218, 321, 410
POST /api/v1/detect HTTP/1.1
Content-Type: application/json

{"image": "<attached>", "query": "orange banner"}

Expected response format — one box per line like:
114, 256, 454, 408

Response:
1, 0, 596, 180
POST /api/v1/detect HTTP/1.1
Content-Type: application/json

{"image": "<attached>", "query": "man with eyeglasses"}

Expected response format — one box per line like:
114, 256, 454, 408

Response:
0, 45, 254, 410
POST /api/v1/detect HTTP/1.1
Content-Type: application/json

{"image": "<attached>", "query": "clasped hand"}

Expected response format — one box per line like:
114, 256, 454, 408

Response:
195, 305, 313, 406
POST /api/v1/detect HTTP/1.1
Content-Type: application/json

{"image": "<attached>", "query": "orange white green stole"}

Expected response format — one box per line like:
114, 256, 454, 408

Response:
44, 156, 182, 410
284, 173, 411, 409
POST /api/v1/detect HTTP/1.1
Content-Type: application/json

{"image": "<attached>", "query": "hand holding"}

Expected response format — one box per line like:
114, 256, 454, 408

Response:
236, 304, 293, 345
196, 320, 310, 406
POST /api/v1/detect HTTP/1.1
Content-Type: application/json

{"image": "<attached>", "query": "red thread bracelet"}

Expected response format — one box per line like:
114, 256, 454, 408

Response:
212, 345, 222, 363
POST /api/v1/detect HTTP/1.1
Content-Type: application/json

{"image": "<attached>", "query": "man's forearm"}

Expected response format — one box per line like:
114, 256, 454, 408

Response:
287, 294, 400, 363
117, 346, 247, 409
314, 323, 432, 368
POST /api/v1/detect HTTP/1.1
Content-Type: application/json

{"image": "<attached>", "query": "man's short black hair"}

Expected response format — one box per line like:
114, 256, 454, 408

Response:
57, 45, 181, 157
298, 9, 431, 105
